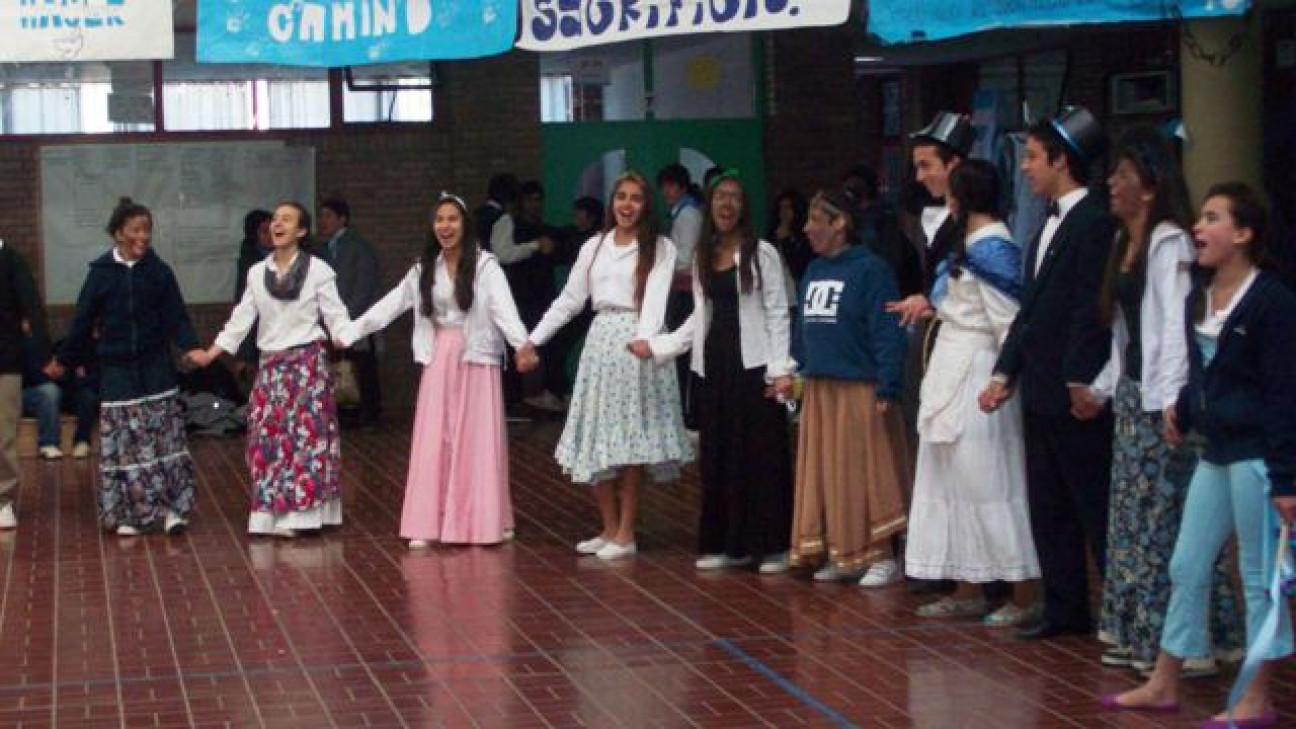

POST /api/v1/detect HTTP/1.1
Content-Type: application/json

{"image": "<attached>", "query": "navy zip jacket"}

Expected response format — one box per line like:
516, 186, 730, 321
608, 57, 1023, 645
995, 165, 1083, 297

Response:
1175, 271, 1296, 497
60, 249, 198, 389
792, 245, 905, 399
0, 244, 50, 376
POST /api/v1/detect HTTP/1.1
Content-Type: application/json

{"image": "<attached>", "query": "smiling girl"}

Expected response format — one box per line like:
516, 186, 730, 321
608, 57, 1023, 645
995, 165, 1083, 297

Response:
338, 193, 531, 547
194, 202, 351, 538
58, 198, 204, 536
522, 171, 693, 561
1103, 182, 1296, 727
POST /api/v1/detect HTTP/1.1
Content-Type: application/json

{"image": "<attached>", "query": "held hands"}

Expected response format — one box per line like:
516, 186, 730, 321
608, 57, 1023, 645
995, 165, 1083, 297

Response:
765, 375, 794, 402
978, 380, 1013, 413
515, 342, 540, 373
1164, 406, 1182, 447
537, 236, 555, 256
884, 294, 934, 327
1273, 496, 1296, 525
875, 399, 891, 415
1068, 386, 1104, 421
627, 339, 653, 359
42, 358, 65, 381
185, 348, 217, 369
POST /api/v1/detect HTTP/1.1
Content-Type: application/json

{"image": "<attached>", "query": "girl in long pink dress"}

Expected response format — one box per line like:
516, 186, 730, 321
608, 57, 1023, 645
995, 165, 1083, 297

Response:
341, 194, 531, 547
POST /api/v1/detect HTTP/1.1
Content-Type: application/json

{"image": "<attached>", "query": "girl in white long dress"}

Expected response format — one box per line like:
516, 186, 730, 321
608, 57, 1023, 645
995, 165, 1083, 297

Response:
904, 160, 1040, 624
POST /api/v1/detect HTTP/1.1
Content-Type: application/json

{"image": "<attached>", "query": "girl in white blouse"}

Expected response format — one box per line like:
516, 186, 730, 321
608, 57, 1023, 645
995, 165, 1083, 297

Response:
520, 171, 693, 560
193, 202, 351, 538
338, 193, 531, 547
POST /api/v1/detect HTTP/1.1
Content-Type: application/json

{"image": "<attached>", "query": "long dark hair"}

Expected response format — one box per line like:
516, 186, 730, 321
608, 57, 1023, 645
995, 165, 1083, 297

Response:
106, 197, 152, 238
1098, 128, 1193, 324
419, 195, 480, 318
808, 188, 860, 244
697, 174, 762, 296
767, 188, 807, 241
601, 171, 659, 307
946, 159, 1002, 278
1189, 182, 1272, 324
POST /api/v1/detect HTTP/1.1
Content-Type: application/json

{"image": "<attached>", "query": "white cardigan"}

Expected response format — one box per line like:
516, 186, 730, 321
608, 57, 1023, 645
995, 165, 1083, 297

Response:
647, 240, 794, 380
338, 252, 528, 367
1091, 222, 1195, 411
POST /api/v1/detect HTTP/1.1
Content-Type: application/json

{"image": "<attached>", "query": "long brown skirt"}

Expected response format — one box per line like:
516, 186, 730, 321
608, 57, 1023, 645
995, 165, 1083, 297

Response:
791, 379, 911, 572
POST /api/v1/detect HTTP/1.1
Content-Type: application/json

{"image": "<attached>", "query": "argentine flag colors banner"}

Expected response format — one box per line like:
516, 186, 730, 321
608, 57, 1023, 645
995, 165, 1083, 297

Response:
517, 0, 852, 52
869, 0, 1251, 45
1, 0, 173, 61
197, 0, 516, 66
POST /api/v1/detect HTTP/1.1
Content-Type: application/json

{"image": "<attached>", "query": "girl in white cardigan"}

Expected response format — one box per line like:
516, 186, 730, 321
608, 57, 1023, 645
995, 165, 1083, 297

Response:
521, 171, 693, 561
632, 171, 795, 574
340, 193, 532, 547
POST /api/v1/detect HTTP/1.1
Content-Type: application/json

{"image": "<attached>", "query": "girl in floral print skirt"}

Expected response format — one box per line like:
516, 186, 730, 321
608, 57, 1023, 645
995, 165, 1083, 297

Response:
519, 171, 694, 561
192, 202, 351, 538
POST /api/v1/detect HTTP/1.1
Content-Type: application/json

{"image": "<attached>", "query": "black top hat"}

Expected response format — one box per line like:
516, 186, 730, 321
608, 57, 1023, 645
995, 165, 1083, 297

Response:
1048, 106, 1106, 164
910, 111, 974, 158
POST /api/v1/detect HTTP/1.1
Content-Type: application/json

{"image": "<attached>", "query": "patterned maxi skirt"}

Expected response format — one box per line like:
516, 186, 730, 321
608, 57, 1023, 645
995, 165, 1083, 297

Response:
555, 309, 693, 484
98, 387, 196, 531
246, 341, 342, 534
1099, 377, 1243, 662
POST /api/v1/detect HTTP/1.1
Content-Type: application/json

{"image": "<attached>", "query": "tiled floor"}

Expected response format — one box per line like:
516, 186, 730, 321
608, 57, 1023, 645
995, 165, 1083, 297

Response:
1, 416, 1293, 728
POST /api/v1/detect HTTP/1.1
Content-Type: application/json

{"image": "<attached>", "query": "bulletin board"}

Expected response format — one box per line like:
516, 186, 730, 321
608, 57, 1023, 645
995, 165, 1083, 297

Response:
41, 141, 315, 304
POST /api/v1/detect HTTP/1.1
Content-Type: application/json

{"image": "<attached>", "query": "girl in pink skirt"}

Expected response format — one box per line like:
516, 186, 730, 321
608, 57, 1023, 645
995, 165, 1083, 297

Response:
340, 193, 532, 547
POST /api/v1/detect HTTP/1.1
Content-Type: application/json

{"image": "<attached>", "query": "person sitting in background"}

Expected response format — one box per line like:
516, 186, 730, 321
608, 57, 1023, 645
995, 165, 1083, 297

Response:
21, 328, 61, 460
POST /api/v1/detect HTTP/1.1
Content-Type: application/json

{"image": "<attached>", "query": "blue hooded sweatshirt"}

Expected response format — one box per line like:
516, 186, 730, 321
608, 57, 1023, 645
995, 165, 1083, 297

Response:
793, 245, 905, 399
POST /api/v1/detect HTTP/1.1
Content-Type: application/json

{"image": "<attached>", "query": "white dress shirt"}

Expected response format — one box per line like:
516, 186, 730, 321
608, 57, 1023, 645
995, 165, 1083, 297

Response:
1034, 188, 1089, 274
920, 205, 951, 248
216, 253, 351, 355
529, 232, 677, 346
489, 213, 542, 265
670, 202, 703, 274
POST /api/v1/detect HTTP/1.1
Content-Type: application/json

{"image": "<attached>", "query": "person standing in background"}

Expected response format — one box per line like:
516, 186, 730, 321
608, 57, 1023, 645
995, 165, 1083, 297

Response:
233, 209, 272, 395
318, 197, 383, 429
658, 164, 703, 427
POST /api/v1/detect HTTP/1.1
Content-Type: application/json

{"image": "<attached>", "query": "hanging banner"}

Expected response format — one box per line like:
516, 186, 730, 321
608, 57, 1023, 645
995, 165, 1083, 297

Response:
517, 0, 851, 52
869, 0, 1251, 45
197, 0, 516, 66
0, 0, 173, 62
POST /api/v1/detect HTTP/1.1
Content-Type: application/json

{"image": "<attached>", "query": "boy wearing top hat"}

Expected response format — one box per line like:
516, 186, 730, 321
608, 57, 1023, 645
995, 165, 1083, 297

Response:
980, 106, 1117, 640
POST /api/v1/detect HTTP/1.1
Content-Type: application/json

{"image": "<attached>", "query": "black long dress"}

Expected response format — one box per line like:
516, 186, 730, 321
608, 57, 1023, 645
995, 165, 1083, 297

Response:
695, 267, 793, 559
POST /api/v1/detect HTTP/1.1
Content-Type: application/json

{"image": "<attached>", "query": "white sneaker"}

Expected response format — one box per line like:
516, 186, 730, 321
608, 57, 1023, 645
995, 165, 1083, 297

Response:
164, 511, 189, 535
595, 541, 637, 561
502, 528, 515, 542
758, 553, 791, 574
72, 442, 91, 459
272, 527, 298, 539
575, 536, 608, 554
813, 563, 845, 582
695, 554, 751, 571
39, 445, 63, 460
859, 559, 901, 588
116, 525, 142, 536
408, 539, 430, 550
524, 391, 566, 413
0, 504, 16, 530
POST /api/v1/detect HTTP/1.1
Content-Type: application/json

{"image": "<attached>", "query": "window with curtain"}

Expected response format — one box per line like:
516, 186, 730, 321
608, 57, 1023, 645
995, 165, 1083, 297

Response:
162, 33, 330, 131
0, 62, 155, 134
342, 63, 434, 123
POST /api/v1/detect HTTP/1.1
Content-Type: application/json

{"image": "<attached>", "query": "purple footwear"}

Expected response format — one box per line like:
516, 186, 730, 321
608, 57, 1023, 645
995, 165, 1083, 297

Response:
1199, 712, 1277, 728
1099, 694, 1180, 713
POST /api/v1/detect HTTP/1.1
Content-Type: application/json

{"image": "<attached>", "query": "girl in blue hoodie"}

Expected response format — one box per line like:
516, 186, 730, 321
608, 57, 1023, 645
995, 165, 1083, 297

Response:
789, 188, 910, 587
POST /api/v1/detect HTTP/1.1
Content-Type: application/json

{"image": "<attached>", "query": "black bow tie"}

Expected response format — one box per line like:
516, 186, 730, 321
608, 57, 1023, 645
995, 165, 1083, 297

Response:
1046, 201, 1061, 218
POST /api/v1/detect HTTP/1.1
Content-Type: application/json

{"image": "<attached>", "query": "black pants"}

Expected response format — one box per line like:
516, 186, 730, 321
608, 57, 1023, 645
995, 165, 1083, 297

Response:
666, 289, 695, 427
344, 341, 382, 423
1023, 409, 1114, 629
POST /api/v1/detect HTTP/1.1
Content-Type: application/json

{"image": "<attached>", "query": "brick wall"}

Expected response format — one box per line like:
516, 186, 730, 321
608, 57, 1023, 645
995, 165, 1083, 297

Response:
0, 49, 541, 413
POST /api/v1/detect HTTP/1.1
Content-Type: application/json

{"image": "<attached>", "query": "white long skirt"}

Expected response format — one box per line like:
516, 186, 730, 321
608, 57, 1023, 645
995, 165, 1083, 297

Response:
904, 347, 1040, 582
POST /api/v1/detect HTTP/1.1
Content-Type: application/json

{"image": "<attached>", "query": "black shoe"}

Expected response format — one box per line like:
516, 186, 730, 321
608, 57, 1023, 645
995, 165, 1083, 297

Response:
1016, 619, 1090, 641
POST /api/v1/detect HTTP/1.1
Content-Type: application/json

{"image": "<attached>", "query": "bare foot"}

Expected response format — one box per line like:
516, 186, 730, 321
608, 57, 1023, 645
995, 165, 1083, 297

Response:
1107, 684, 1178, 711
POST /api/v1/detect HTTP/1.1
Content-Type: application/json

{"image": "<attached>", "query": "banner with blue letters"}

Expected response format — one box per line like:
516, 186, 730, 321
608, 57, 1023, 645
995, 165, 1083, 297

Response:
197, 0, 517, 66
869, 0, 1251, 45
1, 0, 173, 61
517, 0, 852, 52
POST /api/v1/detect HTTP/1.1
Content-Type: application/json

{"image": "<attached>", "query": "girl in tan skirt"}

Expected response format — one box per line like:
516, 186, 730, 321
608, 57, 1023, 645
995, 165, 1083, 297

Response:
786, 188, 911, 586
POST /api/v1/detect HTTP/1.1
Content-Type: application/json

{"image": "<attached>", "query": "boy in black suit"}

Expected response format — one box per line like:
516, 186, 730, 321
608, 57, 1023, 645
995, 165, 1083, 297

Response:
980, 107, 1117, 640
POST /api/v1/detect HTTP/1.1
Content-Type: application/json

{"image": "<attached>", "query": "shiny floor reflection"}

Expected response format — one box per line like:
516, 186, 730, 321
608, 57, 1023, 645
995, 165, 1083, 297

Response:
0, 418, 1292, 727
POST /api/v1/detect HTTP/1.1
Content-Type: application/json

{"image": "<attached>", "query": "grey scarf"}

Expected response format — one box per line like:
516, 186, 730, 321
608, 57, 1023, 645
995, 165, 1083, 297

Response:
265, 252, 311, 301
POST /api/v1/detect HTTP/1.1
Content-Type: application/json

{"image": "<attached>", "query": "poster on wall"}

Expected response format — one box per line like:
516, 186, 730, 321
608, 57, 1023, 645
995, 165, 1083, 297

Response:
868, 0, 1250, 45
0, 0, 173, 61
517, 0, 852, 52
197, 0, 516, 66
41, 142, 315, 305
